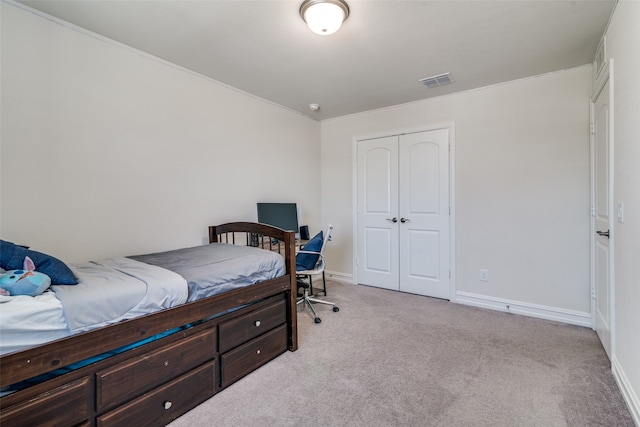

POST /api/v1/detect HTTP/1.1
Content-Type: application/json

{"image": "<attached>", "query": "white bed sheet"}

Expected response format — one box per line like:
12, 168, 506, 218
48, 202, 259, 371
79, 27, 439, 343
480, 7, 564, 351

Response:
0, 258, 188, 356
0, 291, 70, 356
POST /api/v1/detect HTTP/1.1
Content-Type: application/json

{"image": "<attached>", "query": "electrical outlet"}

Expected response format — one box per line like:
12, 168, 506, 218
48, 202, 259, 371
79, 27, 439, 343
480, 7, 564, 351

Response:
480, 269, 489, 282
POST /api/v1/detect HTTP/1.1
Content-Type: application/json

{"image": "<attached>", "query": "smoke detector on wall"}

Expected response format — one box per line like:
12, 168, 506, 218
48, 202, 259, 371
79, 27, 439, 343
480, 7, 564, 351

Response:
419, 72, 454, 88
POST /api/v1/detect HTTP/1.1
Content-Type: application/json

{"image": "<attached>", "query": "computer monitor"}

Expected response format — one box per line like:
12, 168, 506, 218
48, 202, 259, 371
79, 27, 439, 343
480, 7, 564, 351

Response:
257, 203, 299, 233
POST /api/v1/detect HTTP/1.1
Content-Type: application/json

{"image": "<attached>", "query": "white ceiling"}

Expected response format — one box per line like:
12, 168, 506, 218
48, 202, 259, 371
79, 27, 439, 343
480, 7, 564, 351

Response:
17, 0, 616, 120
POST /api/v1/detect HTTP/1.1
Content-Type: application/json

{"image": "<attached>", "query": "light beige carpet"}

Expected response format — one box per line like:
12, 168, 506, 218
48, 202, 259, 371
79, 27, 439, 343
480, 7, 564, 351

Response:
169, 281, 634, 426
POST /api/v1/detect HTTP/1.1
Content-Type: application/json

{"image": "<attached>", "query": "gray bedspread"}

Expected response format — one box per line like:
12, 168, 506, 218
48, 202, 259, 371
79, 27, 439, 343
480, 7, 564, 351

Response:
129, 243, 286, 302
53, 257, 188, 333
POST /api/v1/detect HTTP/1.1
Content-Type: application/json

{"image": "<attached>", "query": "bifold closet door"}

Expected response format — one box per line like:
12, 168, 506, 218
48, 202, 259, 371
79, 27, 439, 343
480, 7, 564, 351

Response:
357, 136, 400, 291
357, 129, 450, 299
397, 130, 450, 299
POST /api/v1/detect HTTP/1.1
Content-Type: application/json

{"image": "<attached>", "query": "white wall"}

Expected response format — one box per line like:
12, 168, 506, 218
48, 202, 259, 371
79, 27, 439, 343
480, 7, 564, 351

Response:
0, 2, 321, 262
605, 1, 640, 423
321, 66, 592, 317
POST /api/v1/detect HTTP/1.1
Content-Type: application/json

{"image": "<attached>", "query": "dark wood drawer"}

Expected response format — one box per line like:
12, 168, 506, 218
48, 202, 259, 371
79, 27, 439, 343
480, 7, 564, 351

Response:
220, 324, 287, 388
96, 327, 216, 411
97, 360, 216, 427
219, 298, 286, 353
0, 376, 91, 427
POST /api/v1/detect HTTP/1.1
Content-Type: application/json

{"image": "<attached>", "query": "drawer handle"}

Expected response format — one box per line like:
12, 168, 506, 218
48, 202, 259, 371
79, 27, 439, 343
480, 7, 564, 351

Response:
256, 349, 261, 355
164, 360, 169, 367
254, 320, 261, 327
164, 401, 173, 410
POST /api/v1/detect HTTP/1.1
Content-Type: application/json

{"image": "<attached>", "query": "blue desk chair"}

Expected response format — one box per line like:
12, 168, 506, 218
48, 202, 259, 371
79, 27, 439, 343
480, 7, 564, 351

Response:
296, 224, 339, 323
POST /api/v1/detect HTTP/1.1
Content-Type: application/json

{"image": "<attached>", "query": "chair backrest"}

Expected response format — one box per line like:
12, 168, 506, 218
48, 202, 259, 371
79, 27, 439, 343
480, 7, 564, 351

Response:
318, 224, 333, 256
296, 224, 333, 272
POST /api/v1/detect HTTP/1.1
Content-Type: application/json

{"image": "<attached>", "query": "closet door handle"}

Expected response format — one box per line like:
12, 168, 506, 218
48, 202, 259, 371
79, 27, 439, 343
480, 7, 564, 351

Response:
400, 217, 410, 223
596, 230, 609, 238
386, 217, 398, 223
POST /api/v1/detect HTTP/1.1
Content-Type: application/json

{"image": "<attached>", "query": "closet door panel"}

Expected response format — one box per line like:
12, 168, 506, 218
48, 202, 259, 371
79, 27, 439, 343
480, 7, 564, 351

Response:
406, 141, 440, 214
407, 229, 440, 280
357, 137, 399, 290
399, 129, 450, 299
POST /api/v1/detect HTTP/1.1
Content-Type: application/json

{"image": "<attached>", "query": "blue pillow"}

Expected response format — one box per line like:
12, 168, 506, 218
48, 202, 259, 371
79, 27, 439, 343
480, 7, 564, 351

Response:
0, 240, 77, 285
296, 231, 323, 271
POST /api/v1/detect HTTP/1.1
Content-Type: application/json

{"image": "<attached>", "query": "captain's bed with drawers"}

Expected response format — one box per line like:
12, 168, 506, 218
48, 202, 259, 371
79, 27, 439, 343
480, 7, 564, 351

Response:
0, 222, 298, 426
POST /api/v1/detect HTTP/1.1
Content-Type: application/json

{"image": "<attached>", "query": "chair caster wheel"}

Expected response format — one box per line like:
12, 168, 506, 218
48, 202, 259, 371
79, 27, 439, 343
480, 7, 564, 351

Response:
314, 317, 321, 324
333, 306, 340, 312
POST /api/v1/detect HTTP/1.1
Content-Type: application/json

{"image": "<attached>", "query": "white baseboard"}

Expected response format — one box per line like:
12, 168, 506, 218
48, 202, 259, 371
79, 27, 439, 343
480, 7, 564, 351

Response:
613, 355, 640, 426
456, 291, 592, 327
325, 270, 354, 284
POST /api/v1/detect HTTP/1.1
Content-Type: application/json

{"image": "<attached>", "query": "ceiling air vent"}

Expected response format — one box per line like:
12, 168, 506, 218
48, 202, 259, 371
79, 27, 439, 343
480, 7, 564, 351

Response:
419, 72, 454, 88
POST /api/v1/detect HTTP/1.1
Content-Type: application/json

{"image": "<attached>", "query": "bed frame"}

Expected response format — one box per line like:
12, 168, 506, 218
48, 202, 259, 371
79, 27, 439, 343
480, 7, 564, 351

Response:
0, 222, 297, 426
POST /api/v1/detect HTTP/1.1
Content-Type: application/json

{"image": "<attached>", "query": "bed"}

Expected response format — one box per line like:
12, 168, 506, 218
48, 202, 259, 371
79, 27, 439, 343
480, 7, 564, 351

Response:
0, 222, 298, 426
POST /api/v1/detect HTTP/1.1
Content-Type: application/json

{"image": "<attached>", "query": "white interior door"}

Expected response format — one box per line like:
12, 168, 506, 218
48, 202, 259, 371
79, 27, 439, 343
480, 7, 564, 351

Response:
398, 130, 450, 299
357, 136, 399, 291
357, 129, 450, 299
593, 78, 612, 359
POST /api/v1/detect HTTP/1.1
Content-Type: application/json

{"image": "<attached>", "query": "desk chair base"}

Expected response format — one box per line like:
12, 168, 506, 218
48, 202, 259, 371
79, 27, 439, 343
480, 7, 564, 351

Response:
296, 280, 339, 324
298, 271, 328, 297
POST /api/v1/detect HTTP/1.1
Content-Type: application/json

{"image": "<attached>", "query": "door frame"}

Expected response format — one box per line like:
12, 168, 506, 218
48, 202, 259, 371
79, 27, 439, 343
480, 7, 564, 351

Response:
351, 122, 456, 301
590, 59, 615, 356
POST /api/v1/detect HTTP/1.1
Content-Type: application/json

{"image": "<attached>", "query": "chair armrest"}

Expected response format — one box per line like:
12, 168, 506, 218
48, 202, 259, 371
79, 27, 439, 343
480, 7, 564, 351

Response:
296, 250, 322, 255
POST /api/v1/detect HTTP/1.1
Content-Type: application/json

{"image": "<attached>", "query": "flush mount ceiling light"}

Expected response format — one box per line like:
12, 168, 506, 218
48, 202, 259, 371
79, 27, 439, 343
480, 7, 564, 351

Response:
300, 0, 350, 36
